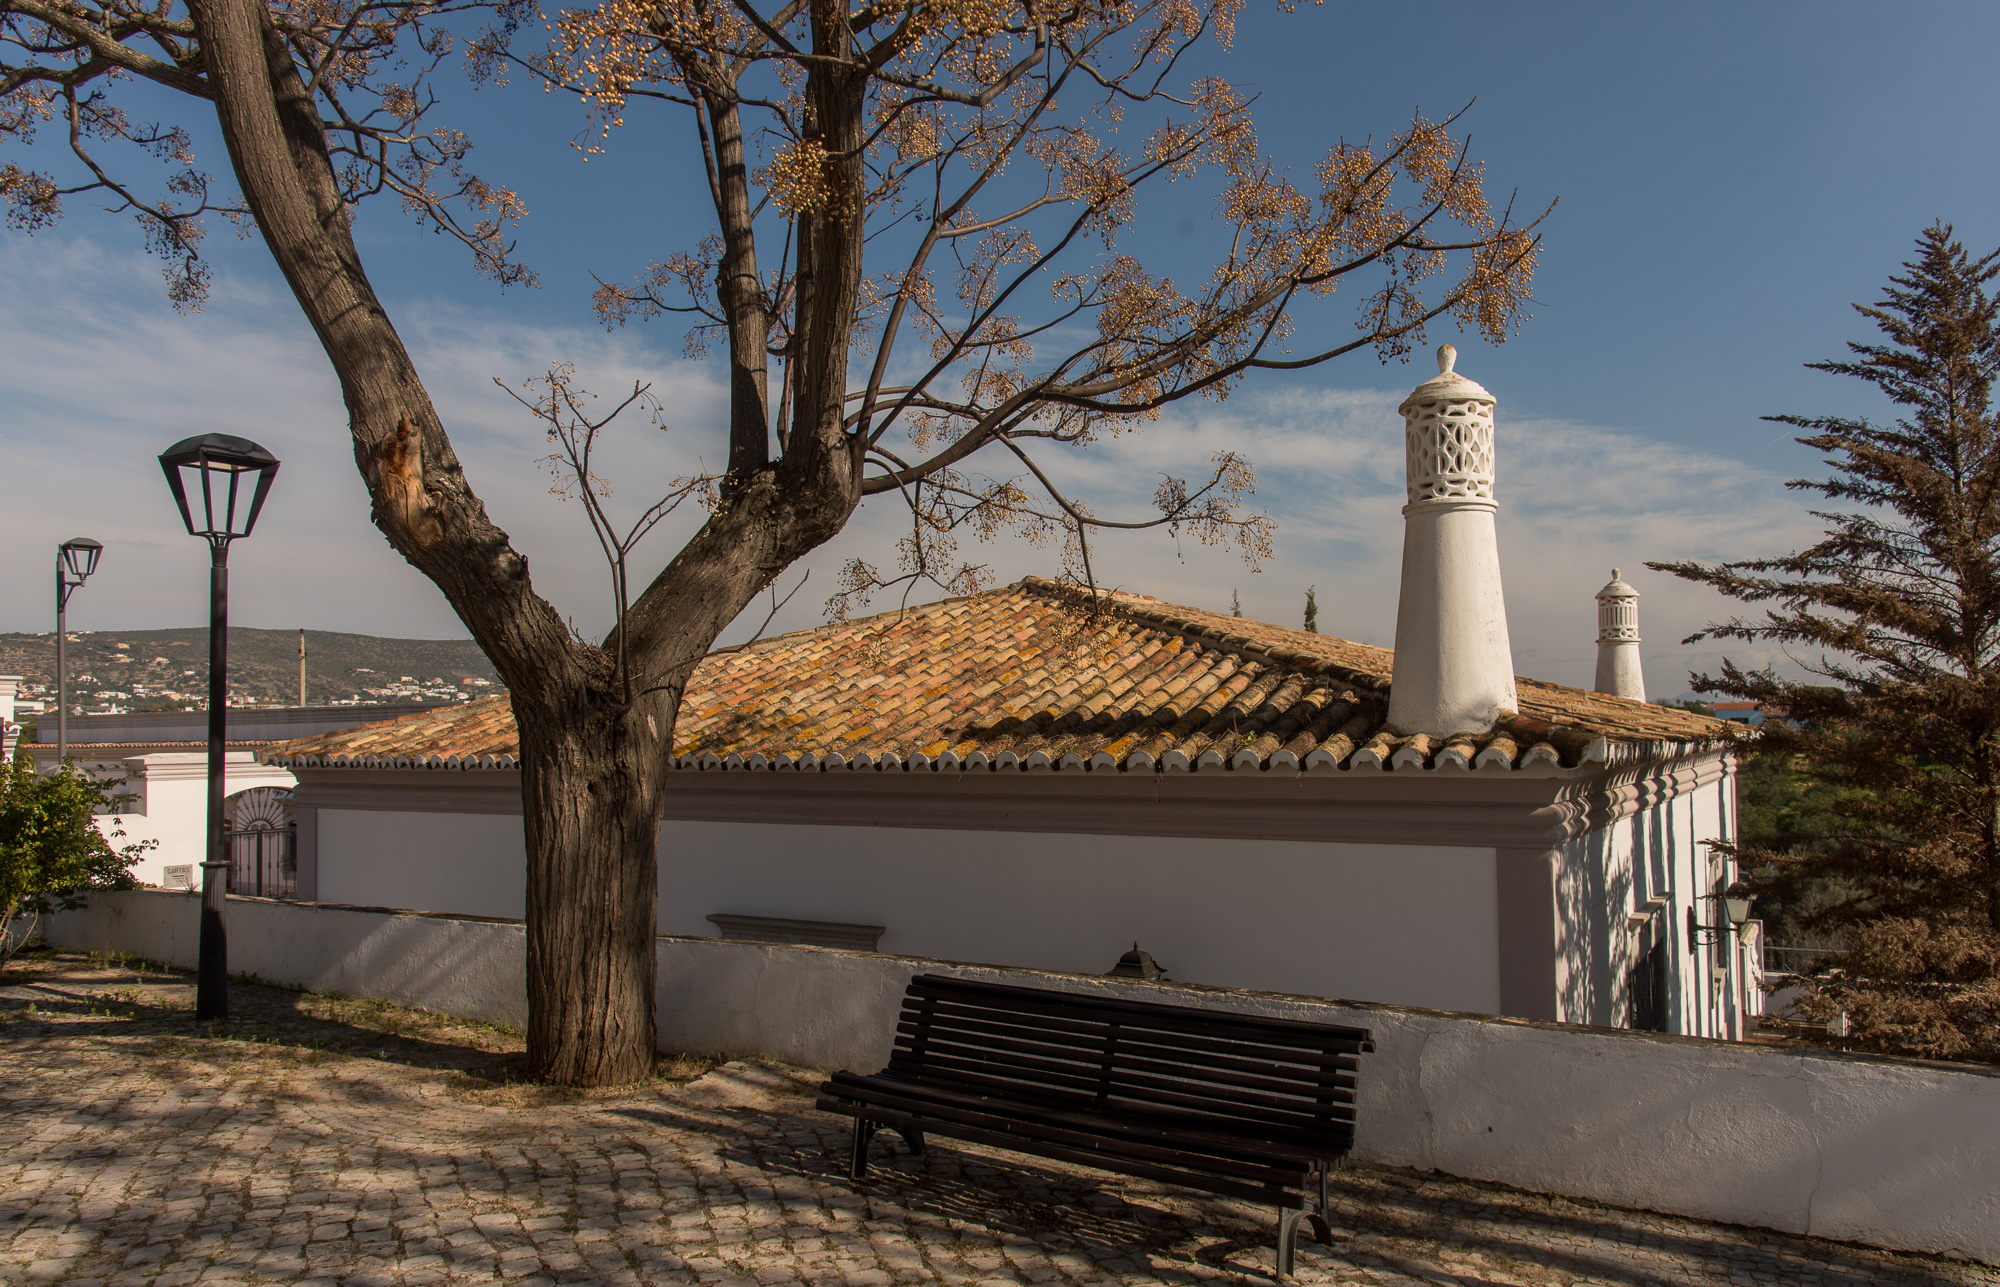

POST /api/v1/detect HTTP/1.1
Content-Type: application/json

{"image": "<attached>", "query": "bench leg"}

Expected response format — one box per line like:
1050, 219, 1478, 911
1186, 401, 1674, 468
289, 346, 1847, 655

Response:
847, 1120, 877, 1180
897, 1127, 925, 1157
1276, 1208, 1303, 1281
1276, 1192, 1335, 1281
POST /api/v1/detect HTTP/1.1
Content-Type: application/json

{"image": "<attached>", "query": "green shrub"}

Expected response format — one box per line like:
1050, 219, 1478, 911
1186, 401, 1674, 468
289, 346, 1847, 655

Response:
0, 756, 151, 971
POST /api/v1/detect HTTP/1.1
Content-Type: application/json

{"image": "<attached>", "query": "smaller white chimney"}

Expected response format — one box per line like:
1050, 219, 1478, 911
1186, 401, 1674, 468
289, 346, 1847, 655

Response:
1593, 570, 1645, 701
1387, 345, 1517, 738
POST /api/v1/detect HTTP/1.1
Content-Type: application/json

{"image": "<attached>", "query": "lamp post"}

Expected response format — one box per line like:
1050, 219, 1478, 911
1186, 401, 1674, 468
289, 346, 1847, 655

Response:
54, 537, 104, 764
159, 434, 279, 1021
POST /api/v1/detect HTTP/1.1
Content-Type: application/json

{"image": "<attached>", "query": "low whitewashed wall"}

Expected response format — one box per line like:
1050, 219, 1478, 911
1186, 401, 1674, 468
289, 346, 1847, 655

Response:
39, 891, 2000, 1266
42, 889, 525, 1029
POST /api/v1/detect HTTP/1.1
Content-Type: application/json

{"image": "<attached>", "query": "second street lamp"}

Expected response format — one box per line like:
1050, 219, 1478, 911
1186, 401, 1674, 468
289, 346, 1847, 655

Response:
160, 433, 279, 1022
55, 537, 103, 764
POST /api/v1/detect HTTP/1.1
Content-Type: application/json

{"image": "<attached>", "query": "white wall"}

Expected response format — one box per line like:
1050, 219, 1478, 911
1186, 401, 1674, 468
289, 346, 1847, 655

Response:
42, 889, 524, 1027
659, 821, 1500, 1014
312, 808, 1501, 1015
38, 890, 2000, 1268
316, 808, 527, 919
1554, 770, 1744, 1038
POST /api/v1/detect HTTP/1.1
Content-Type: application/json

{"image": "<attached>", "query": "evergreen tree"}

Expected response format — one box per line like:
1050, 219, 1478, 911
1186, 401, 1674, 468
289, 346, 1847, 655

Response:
1231, 590, 1244, 618
1654, 223, 2000, 1061
1303, 586, 1320, 634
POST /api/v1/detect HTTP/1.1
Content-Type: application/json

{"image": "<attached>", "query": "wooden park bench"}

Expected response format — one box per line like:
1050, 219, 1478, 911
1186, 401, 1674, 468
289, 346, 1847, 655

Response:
816, 974, 1373, 1278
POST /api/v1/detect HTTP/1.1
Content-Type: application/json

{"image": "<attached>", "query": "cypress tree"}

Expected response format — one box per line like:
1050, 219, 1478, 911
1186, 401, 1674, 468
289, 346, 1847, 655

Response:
1304, 585, 1320, 633
1654, 223, 2000, 1062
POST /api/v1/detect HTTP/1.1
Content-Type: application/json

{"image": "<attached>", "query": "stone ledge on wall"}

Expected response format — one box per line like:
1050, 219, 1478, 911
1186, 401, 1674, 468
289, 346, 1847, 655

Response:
37, 889, 2000, 1268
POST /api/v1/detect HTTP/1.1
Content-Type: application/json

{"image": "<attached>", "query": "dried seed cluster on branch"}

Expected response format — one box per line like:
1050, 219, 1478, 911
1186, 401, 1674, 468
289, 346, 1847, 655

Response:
499, 0, 1547, 617
3, 0, 537, 305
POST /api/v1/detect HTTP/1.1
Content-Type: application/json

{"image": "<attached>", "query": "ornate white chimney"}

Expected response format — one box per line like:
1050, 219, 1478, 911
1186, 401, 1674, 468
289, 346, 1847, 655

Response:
1593, 569, 1645, 701
1387, 345, 1518, 738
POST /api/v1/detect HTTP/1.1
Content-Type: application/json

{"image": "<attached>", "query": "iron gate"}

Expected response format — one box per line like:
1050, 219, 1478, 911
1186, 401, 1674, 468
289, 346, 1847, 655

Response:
226, 823, 297, 898
224, 786, 298, 898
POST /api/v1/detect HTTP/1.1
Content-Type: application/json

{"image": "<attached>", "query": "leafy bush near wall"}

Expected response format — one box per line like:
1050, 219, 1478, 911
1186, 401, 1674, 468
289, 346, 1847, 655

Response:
0, 756, 149, 972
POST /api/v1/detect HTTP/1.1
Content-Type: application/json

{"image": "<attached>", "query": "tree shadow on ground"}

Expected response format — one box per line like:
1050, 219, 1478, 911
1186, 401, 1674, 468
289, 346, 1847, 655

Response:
733, 1107, 1989, 1287
0, 960, 529, 1088
730, 1117, 1303, 1283
1319, 1166, 1979, 1287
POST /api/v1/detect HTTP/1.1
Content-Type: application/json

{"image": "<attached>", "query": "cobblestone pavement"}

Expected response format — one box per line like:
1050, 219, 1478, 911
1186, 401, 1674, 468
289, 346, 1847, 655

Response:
2, 952, 1994, 1287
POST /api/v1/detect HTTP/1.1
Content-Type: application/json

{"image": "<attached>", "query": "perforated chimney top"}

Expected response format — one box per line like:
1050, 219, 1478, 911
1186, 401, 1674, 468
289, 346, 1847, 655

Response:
1398, 344, 1495, 413
1596, 569, 1639, 600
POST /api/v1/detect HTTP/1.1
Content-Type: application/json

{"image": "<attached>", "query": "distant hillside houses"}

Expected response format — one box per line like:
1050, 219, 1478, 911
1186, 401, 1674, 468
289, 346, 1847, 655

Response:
0, 628, 500, 714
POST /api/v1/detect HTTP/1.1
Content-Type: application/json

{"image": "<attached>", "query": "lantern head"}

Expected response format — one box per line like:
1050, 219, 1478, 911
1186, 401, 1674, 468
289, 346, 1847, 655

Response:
159, 434, 280, 544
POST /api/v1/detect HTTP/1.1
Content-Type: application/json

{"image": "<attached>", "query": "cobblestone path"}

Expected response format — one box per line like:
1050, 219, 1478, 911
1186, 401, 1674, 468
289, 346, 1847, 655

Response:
2, 953, 1993, 1287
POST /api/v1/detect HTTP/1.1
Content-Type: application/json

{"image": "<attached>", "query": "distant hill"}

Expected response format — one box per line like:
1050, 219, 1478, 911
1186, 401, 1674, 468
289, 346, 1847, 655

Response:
0, 627, 501, 711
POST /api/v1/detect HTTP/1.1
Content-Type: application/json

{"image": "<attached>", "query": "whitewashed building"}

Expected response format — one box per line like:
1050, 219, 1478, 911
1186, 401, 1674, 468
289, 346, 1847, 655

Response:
20, 704, 447, 889
265, 349, 1752, 1039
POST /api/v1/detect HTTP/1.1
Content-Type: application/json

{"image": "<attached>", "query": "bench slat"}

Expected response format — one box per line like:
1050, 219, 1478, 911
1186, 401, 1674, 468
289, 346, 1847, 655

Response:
892, 1021, 1359, 1102
908, 976, 1373, 1050
885, 1053, 1356, 1147
891, 1033, 1359, 1122
827, 1070, 1344, 1168
815, 1096, 1308, 1209
823, 1076, 1317, 1184
908, 975, 1373, 1047
896, 1003, 1364, 1076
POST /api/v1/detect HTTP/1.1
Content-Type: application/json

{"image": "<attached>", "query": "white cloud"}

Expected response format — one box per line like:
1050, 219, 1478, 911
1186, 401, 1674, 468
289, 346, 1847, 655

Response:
1, 235, 1828, 699
0, 237, 726, 641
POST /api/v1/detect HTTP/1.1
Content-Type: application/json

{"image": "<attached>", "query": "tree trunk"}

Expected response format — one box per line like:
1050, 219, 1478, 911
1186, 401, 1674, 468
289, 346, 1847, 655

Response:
518, 694, 668, 1086
185, 0, 860, 1087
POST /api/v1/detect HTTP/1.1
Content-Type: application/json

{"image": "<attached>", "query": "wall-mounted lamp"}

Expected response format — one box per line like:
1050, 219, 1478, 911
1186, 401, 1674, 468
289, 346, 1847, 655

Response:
1688, 892, 1755, 950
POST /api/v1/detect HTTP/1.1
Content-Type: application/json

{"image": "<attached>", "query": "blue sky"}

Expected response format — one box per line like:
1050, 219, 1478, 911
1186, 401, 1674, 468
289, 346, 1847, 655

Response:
4, 1, 1997, 696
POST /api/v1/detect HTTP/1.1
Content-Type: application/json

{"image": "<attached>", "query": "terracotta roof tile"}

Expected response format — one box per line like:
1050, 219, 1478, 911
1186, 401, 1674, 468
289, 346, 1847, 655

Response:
266, 577, 1738, 775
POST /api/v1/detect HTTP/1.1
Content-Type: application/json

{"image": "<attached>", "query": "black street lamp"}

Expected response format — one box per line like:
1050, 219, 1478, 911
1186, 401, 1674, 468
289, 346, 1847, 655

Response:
160, 433, 279, 1021
55, 537, 104, 763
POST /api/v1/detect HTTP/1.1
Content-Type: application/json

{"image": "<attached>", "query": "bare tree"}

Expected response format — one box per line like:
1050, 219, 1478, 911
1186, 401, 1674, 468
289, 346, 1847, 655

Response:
3, 0, 1547, 1085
